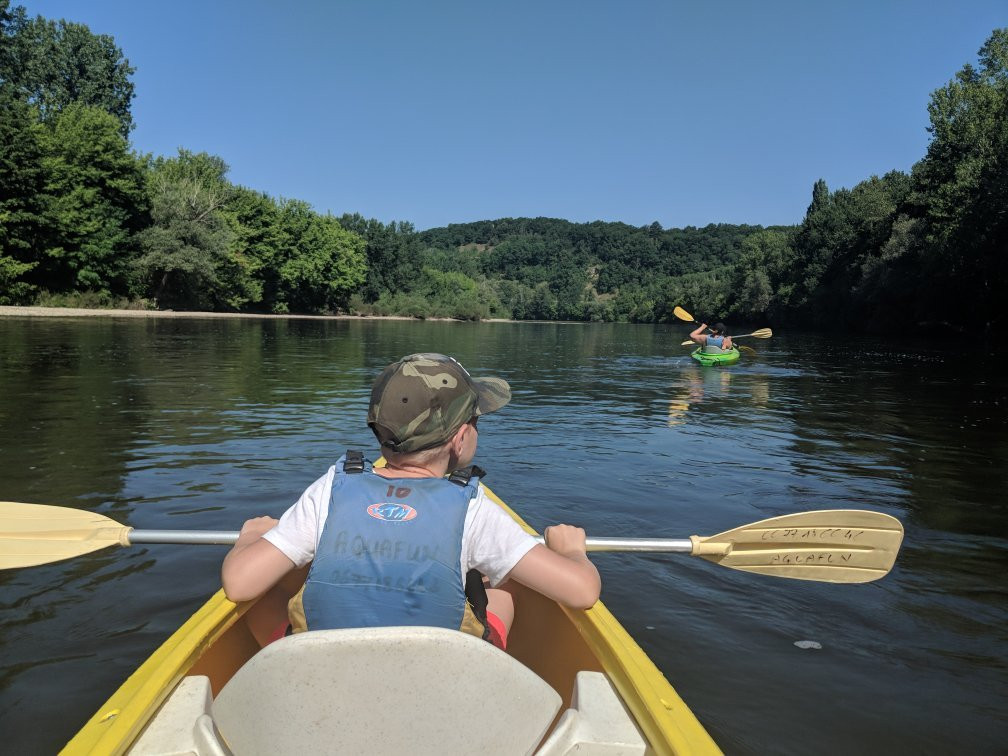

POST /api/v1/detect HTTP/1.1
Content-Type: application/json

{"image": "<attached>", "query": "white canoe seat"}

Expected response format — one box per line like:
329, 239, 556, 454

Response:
128, 630, 647, 756
534, 672, 647, 755
208, 626, 562, 756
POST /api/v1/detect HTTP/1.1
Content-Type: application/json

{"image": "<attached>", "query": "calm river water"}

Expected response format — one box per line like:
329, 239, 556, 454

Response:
0, 315, 1005, 754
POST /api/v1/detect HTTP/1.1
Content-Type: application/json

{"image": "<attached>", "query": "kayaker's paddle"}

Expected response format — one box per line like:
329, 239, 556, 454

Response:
731, 328, 772, 339
0, 502, 902, 583
673, 306, 699, 324
679, 330, 771, 346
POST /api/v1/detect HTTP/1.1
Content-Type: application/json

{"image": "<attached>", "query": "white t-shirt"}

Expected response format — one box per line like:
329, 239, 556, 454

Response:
264, 466, 539, 587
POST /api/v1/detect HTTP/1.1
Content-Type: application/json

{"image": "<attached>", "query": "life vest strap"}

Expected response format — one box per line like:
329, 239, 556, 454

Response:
464, 568, 491, 641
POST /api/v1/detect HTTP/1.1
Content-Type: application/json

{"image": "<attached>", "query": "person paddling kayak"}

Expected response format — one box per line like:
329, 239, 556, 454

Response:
690, 321, 734, 353
221, 353, 600, 651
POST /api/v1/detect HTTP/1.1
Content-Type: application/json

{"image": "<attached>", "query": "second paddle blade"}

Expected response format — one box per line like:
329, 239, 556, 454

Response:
694, 509, 904, 583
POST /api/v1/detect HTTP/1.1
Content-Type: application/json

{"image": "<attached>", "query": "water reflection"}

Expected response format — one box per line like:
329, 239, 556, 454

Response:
667, 366, 773, 427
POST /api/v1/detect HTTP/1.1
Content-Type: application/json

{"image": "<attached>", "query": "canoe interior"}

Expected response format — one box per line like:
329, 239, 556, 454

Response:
62, 488, 720, 755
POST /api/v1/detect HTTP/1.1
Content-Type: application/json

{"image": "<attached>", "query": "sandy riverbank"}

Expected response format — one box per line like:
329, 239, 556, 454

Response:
0, 306, 514, 322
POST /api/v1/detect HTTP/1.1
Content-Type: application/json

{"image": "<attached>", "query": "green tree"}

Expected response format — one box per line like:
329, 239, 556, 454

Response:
0, 252, 33, 303
785, 179, 849, 317
728, 228, 795, 319
839, 172, 911, 321
659, 270, 731, 324
420, 245, 482, 279
220, 186, 285, 311
490, 278, 535, 320
0, 83, 44, 303
338, 213, 420, 301
0, 2, 135, 137
780, 173, 913, 328
407, 266, 492, 320
611, 284, 655, 323
133, 150, 234, 309
853, 214, 924, 323
36, 103, 147, 296
528, 282, 558, 320
269, 200, 366, 314
913, 28, 1008, 328
548, 250, 590, 320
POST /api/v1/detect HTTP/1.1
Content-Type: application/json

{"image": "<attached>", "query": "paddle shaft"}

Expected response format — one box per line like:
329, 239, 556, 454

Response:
681, 333, 769, 346
129, 529, 241, 546
127, 529, 695, 553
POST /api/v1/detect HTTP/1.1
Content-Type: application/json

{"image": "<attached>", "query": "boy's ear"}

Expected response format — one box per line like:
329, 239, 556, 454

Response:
451, 423, 469, 450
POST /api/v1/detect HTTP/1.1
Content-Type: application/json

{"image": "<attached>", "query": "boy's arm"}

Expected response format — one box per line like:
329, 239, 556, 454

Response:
690, 323, 708, 344
505, 524, 601, 610
221, 516, 296, 603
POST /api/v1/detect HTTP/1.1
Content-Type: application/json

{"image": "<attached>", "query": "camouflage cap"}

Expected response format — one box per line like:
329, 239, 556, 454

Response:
367, 353, 511, 453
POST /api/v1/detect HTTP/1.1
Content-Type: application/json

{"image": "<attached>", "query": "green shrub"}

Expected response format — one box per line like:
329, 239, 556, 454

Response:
32, 290, 154, 310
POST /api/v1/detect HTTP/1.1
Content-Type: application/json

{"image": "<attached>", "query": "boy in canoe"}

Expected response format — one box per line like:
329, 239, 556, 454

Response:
222, 353, 600, 650
690, 321, 734, 352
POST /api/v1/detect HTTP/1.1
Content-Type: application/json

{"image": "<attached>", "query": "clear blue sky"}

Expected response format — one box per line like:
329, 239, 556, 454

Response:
19, 1, 1007, 230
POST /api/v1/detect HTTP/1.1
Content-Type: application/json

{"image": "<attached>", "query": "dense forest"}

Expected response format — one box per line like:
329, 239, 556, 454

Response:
1, 2, 1004, 332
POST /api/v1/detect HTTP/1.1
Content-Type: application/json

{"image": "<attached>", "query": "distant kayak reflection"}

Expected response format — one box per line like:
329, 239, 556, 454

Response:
667, 369, 770, 426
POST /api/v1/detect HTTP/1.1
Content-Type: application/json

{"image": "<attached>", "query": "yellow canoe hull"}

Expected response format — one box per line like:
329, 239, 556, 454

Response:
62, 488, 720, 755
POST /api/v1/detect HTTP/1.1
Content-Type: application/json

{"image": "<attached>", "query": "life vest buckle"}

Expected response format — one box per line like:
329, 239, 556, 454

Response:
447, 465, 486, 486
343, 450, 365, 474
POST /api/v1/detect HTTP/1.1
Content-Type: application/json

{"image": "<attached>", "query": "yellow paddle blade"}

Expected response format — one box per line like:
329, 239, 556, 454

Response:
673, 306, 695, 322
681, 339, 694, 346
690, 509, 903, 583
730, 328, 773, 340
0, 502, 131, 569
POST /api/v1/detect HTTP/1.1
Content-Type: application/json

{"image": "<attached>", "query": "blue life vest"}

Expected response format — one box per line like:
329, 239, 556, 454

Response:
703, 334, 726, 353
292, 454, 486, 635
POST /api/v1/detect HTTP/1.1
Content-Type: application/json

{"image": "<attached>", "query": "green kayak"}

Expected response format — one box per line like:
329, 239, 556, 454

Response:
691, 346, 740, 366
